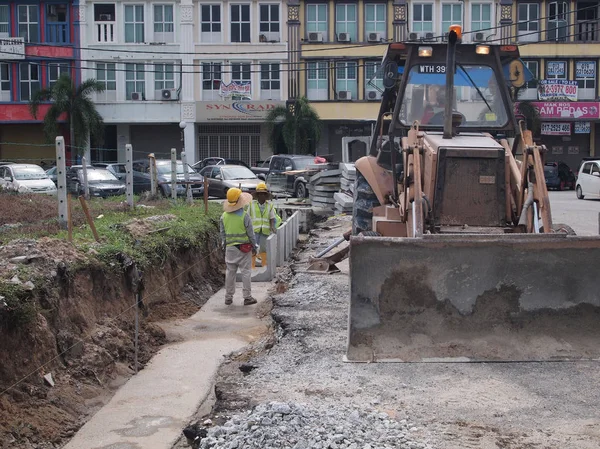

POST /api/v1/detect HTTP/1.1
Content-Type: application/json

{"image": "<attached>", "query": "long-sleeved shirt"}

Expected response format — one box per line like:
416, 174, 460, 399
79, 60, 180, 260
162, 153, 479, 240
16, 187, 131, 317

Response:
220, 208, 257, 248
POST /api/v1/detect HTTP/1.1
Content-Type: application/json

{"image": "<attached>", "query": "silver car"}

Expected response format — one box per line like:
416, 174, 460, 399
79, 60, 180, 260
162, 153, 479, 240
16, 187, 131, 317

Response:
199, 164, 261, 198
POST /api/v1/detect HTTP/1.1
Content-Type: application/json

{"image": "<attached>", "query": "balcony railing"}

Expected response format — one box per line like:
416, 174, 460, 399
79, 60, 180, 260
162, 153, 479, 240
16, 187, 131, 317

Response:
46, 23, 68, 44
576, 20, 599, 42
96, 22, 116, 43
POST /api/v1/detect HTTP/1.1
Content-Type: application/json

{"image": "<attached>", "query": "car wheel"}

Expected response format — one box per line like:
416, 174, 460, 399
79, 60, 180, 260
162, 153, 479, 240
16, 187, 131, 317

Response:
295, 181, 308, 199
576, 185, 584, 200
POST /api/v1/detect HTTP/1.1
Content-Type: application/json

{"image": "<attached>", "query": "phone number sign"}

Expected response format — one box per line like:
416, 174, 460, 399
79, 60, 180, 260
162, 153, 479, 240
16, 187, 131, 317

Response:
541, 122, 571, 135
538, 80, 578, 101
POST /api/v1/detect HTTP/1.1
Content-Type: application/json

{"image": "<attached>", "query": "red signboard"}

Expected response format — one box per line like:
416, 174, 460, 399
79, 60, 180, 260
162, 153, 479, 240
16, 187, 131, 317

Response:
514, 102, 600, 120
0, 104, 67, 122
26, 45, 74, 58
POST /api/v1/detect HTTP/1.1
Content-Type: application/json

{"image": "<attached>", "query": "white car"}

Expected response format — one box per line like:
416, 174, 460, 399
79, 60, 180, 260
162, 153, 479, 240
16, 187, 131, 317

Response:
576, 159, 600, 200
0, 163, 58, 195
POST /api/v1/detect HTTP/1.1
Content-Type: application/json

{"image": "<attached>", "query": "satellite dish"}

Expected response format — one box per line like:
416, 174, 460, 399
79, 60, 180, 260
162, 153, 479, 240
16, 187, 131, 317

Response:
509, 60, 525, 88
382, 61, 398, 89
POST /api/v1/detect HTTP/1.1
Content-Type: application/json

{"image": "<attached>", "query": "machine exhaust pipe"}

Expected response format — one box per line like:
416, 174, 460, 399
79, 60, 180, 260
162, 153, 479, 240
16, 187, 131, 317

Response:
443, 27, 459, 139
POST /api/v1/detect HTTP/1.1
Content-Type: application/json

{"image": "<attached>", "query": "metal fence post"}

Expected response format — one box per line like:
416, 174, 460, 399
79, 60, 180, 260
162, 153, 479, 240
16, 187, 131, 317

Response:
81, 156, 90, 200
181, 151, 193, 205
56, 136, 68, 229
125, 144, 134, 208
171, 148, 177, 201
149, 153, 157, 197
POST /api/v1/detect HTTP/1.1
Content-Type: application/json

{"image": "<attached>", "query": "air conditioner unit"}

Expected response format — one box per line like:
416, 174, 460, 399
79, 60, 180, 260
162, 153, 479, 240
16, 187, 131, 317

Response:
337, 32, 351, 42
367, 32, 381, 42
366, 90, 379, 101
131, 92, 142, 100
159, 88, 178, 101
474, 32, 486, 42
424, 32, 435, 41
442, 32, 449, 42
408, 32, 421, 41
338, 90, 352, 100
307, 32, 323, 42
259, 32, 280, 42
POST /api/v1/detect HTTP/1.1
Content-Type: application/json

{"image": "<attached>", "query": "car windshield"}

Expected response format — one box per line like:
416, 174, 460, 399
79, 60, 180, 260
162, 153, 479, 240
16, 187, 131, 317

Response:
13, 166, 48, 180
223, 166, 256, 180
156, 162, 195, 175
544, 165, 558, 175
86, 169, 118, 181
292, 158, 315, 170
399, 64, 509, 128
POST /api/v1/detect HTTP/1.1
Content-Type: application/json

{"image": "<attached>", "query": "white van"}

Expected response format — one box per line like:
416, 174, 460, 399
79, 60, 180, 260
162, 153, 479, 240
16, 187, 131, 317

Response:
0, 164, 58, 195
576, 160, 600, 200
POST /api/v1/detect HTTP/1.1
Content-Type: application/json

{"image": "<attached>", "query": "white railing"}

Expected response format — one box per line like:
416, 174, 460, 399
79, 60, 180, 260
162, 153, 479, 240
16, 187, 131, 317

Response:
96, 22, 116, 43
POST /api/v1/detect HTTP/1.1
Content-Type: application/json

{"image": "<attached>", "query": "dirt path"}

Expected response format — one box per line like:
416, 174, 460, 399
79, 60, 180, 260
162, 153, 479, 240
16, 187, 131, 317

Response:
206, 216, 600, 449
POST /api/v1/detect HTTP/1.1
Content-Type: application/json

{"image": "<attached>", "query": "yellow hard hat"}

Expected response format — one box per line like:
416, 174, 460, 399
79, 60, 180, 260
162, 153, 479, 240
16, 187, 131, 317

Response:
227, 187, 242, 204
256, 182, 269, 193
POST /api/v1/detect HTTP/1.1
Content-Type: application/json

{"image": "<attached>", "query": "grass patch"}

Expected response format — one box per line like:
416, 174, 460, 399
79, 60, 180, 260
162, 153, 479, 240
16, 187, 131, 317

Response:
0, 283, 37, 331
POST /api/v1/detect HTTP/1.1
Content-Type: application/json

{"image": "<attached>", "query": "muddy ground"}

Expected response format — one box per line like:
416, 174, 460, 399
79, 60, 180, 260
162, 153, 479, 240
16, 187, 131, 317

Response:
192, 216, 600, 449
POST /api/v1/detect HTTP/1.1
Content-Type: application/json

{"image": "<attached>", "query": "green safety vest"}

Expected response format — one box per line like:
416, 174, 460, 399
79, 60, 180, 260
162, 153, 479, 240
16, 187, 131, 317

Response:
249, 201, 275, 235
222, 210, 250, 246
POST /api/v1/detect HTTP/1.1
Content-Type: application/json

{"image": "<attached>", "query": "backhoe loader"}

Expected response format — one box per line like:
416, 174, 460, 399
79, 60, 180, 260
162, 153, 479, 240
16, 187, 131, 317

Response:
347, 25, 600, 362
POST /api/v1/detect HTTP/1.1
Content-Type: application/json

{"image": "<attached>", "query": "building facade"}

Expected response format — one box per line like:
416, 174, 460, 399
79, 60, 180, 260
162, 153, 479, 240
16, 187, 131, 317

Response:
0, 0, 80, 164
508, 0, 600, 169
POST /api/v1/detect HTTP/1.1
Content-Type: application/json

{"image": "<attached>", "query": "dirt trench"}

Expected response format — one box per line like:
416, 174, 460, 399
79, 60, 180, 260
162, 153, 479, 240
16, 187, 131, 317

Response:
0, 241, 224, 449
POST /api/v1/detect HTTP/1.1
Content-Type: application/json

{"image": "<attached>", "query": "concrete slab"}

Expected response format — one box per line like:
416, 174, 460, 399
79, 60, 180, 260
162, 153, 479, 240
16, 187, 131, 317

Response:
62, 283, 271, 449
334, 192, 353, 208
309, 169, 342, 183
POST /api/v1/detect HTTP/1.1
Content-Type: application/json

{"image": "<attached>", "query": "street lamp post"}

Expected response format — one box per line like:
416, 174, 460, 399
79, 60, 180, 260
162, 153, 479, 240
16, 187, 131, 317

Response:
179, 121, 193, 204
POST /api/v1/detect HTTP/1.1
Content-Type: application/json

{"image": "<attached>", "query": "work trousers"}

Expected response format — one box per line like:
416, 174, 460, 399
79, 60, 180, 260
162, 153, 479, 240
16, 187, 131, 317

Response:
256, 232, 269, 252
225, 246, 252, 300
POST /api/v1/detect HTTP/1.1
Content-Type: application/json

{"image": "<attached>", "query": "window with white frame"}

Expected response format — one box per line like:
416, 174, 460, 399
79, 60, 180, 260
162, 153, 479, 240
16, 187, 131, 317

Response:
307, 61, 328, 100
18, 5, 39, 42
0, 5, 10, 36
365, 4, 386, 39
547, 1, 568, 42
154, 4, 174, 43
545, 60, 567, 80
125, 63, 145, 99
306, 4, 327, 38
200, 5, 222, 43
365, 61, 383, 98
202, 62, 222, 100
259, 4, 280, 42
48, 63, 69, 89
231, 62, 251, 99
125, 5, 144, 43
96, 62, 117, 102
471, 3, 491, 34
336, 61, 357, 99
154, 63, 175, 99
412, 4, 433, 33
517, 3, 539, 42
336, 4, 357, 42
442, 3, 462, 37
575, 60, 596, 99
0, 63, 10, 102
260, 63, 280, 100
231, 4, 250, 43
19, 63, 40, 101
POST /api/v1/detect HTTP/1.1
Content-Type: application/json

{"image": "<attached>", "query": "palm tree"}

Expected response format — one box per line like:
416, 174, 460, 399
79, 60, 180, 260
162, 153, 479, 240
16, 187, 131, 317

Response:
265, 97, 322, 155
29, 74, 105, 158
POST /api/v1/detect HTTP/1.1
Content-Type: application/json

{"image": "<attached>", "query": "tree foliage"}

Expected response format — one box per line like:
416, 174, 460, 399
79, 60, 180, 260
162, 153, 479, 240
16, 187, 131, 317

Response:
265, 97, 322, 154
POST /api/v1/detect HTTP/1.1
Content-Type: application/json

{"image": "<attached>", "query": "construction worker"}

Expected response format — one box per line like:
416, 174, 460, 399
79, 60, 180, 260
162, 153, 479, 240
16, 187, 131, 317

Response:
219, 187, 258, 306
248, 182, 277, 269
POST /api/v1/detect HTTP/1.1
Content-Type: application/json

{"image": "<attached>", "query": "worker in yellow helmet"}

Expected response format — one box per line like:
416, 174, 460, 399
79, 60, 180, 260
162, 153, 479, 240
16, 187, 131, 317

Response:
248, 182, 277, 269
219, 188, 258, 306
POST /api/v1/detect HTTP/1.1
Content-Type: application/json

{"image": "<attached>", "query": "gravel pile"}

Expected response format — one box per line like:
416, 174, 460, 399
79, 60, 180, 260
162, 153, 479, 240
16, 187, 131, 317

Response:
199, 401, 431, 449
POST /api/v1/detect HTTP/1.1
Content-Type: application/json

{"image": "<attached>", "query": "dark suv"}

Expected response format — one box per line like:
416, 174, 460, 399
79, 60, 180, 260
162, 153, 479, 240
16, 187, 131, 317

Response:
266, 155, 315, 198
544, 161, 576, 191
132, 159, 205, 197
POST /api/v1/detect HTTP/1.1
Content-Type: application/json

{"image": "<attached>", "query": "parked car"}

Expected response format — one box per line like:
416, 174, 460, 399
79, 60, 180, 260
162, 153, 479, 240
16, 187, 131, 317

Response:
132, 159, 205, 197
46, 166, 57, 184
544, 161, 576, 191
198, 164, 261, 198
93, 163, 127, 181
66, 166, 126, 197
266, 155, 315, 198
193, 157, 250, 171
0, 163, 57, 195
250, 156, 272, 180
576, 159, 600, 200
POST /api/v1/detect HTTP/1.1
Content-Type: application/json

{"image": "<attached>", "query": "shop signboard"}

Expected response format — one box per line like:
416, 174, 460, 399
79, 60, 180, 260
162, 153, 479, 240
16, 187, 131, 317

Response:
514, 102, 600, 119
574, 121, 591, 134
575, 61, 595, 78
541, 122, 571, 135
0, 37, 25, 59
538, 80, 578, 101
219, 81, 251, 99
196, 100, 285, 121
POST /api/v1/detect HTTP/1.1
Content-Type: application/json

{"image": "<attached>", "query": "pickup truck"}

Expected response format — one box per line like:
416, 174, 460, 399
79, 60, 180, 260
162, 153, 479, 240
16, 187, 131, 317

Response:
265, 154, 316, 198
250, 156, 272, 180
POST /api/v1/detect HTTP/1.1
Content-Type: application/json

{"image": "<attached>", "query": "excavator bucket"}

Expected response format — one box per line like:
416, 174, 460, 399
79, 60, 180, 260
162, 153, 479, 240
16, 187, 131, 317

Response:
346, 234, 600, 363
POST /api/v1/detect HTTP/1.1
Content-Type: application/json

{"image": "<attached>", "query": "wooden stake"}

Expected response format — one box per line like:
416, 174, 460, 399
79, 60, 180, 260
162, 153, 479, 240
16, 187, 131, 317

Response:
203, 178, 209, 214
67, 194, 73, 242
79, 195, 100, 242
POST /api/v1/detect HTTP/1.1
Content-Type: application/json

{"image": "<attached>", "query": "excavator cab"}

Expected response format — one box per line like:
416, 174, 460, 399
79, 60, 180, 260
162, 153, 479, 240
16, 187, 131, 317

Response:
346, 27, 600, 363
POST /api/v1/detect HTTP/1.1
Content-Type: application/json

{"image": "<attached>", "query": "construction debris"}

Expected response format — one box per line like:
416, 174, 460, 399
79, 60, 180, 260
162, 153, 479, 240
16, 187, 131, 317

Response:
308, 169, 342, 213
334, 163, 356, 214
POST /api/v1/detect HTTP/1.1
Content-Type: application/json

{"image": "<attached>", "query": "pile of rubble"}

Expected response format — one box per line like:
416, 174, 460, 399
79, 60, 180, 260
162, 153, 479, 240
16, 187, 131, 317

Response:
334, 163, 356, 214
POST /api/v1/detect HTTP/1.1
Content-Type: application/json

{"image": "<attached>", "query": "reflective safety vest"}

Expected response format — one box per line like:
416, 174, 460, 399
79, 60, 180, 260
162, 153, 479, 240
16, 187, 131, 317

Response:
222, 210, 250, 246
249, 201, 274, 235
